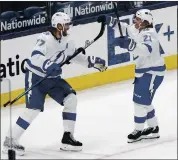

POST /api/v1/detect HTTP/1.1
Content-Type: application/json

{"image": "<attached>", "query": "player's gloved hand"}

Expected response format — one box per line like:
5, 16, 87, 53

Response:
119, 36, 137, 51
43, 60, 62, 76
88, 56, 107, 72
98, 15, 118, 28
97, 15, 106, 23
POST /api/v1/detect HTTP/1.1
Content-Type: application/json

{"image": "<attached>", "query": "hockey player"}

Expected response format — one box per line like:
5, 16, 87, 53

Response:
3, 12, 107, 155
100, 9, 166, 143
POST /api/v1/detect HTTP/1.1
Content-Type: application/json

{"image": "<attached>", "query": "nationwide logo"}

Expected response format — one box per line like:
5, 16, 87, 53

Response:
0, 55, 27, 78
1, 15, 46, 32
59, 2, 114, 19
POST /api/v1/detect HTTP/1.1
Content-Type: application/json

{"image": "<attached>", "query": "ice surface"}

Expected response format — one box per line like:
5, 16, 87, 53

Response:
1, 70, 177, 159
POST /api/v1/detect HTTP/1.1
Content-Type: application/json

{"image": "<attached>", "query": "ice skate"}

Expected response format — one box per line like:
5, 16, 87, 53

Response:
128, 130, 142, 143
2, 137, 25, 156
60, 132, 82, 151
142, 126, 160, 139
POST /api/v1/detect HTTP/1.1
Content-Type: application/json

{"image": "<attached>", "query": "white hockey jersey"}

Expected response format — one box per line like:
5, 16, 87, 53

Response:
109, 20, 166, 77
25, 31, 89, 78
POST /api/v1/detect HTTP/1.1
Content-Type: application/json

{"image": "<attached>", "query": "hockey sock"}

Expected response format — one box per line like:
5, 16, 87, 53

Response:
6, 108, 40, 140
63, 93, 77, 134
62, 112, 76, 134
134, 103, 147, 130
146, 107, 158, 127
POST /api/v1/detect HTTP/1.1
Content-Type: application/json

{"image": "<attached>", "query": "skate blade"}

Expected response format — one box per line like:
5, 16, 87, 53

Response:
2, 147, 25, 156
142, 133, 160, 140
60, 144, 82, 152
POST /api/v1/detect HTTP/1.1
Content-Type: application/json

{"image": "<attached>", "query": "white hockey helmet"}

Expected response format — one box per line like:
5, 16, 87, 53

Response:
51, 12, 71, 32
135, 9, 153, 24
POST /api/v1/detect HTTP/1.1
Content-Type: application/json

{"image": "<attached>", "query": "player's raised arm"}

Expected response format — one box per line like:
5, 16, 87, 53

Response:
104, 8, 165, 143
98, 15, 129, 36
66, 40, 107, 72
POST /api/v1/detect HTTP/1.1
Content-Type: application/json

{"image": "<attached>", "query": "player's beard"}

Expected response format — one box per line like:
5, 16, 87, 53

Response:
62, 30, 68, 37
62, 25, 72, 37
55, 29, 67, 39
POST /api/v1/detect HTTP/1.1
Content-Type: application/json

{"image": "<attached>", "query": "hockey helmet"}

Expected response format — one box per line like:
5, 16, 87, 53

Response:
51, 12, 71, 36
135, 9, 153, 25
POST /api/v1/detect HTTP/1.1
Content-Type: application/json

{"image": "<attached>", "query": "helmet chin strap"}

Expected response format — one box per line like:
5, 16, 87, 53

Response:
138, 23, 142, 30
57, 23, 68, 38
54, 28, 61, 41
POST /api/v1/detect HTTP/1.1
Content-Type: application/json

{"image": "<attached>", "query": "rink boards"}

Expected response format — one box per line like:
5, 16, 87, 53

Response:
0, 5, 177, 107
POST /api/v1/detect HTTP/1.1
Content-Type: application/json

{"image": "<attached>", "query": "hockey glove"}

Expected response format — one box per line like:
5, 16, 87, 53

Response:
98, 15, 117, 28
88, 56, 107, 72
119, 36, 137, 51
43, 60, 62, 76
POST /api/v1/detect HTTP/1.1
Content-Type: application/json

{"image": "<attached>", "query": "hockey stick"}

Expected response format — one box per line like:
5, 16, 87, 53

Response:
3, 20, 106, 107
113, 2, 124, 38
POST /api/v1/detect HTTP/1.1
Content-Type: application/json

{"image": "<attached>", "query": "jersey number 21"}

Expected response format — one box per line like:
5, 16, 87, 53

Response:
144, 35, 152, 42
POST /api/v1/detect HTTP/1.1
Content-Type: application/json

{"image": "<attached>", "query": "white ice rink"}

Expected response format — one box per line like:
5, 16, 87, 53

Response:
1, 70, 177, 159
